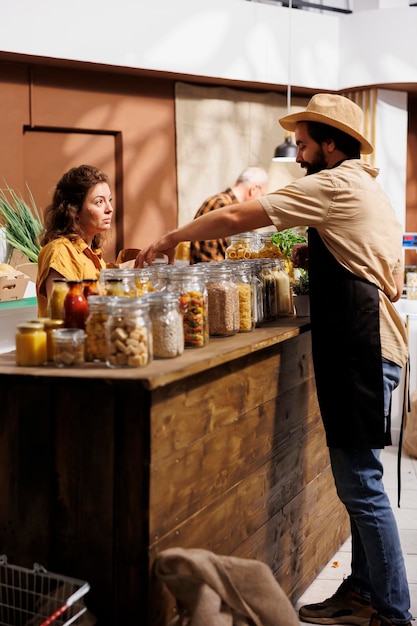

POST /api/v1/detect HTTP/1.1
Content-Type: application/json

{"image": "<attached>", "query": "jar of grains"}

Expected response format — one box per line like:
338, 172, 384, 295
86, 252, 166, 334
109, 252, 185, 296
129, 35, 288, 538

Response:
204, 265, 239, 337
259, 259, 278, 322
142, 291, 184, 358
271, 259, 293, 316
85, 295, 114, 362
105, 298, 152, 368
166, 266, 208, 348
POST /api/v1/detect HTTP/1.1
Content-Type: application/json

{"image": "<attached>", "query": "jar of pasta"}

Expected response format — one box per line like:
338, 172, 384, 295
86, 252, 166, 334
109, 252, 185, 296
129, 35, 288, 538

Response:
231, 262, 255, 332
100, 269, 137, 297
142, 291, 184, 358
105, 298, 152, 368
166, 266, 208, 348
204, 265, 239, 337
85, 295, 114, 362
225, 232, 260, 260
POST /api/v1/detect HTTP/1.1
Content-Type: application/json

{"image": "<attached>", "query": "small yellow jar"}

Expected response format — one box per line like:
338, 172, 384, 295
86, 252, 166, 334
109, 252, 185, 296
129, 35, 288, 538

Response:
15, 322, 47, 366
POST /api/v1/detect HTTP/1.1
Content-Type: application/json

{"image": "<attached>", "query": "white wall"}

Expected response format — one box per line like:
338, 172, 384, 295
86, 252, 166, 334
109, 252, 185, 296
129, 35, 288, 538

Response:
2, 1, 417, 92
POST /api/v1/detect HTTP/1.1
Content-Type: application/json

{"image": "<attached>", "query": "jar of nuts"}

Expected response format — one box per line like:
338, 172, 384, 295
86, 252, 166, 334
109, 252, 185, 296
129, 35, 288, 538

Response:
105, 298, 152, 368
52, 328, 86, 367
85, 295, 114, 362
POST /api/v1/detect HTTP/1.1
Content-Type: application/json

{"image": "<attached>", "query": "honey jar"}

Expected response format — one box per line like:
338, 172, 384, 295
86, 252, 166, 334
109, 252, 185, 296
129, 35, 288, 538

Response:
15, 322, 47, 366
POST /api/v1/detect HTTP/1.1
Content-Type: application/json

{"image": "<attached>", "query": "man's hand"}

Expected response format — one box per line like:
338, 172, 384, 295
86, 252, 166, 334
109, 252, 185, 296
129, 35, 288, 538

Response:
134, 233, 178, 267
291, 242, 309, 270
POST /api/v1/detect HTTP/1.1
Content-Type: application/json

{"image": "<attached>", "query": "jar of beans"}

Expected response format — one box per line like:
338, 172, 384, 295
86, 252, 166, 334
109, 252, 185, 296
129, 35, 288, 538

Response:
105, 298, 152, 368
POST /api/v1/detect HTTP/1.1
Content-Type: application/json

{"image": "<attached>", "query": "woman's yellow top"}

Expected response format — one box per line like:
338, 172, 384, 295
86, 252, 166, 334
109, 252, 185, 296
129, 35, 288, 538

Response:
36, 236, 106, 316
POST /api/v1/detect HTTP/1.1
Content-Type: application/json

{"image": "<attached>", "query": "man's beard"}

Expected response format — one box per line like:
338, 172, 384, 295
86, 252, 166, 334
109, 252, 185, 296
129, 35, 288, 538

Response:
301, 146, 328, 176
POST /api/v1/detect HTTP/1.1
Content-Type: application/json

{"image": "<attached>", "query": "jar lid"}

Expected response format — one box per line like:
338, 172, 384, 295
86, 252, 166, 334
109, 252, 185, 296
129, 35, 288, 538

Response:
141, 292, 178, 305
17, 322, 44, 330
44, 319, 65, 330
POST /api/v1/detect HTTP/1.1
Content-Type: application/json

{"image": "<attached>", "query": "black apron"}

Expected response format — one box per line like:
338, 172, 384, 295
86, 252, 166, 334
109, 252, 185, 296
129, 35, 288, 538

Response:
308, 227, 387, 449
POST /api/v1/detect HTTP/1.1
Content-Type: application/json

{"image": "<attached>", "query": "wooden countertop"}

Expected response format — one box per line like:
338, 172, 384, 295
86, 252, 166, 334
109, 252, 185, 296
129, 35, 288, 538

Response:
0, 317, 311, 390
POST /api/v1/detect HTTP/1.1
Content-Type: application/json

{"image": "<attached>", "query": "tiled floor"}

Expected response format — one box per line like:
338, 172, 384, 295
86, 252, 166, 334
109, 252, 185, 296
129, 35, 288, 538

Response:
296, 446, 417, 624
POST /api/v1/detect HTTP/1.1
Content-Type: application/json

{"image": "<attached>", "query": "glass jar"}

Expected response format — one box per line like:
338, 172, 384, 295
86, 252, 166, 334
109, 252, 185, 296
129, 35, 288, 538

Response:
100, 269, 137, 297
142, 292, 184, 358
245, 260, 264, 327
204, 265, 239, 337
83, 278, 100, 298
132, 268, 156, 296
231, 262, 255, 332
105, 298, 152, 368
47, 278, 68, 319
225, 232, 260, 260
256, 233, 284, 260
85, 295, 114, 362
44, 318, 65, 362
259, 259, 278, 321
166, 266, 208, 348
63, 280, 89, 330
272, 259, 293, 316
15, 322, 47, 366
52, 328, 86, 367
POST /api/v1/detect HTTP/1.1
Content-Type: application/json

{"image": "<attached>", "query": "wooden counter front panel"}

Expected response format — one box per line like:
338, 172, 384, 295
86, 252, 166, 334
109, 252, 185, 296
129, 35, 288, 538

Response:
148, 332, 350, 623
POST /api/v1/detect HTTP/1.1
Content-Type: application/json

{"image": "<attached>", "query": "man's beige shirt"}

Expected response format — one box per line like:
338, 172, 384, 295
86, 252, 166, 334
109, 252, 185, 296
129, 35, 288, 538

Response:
259, 159, 408, 367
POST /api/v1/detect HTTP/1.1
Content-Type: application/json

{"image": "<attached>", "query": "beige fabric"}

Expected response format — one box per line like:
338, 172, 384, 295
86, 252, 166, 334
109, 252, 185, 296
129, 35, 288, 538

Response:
154, 547, 299, 626
259, 159, 408, 368
404, 389, 417, 459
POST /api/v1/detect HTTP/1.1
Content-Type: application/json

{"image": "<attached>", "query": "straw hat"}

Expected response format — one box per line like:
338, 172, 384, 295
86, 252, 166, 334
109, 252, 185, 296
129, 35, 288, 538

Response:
279, 93, 373, 155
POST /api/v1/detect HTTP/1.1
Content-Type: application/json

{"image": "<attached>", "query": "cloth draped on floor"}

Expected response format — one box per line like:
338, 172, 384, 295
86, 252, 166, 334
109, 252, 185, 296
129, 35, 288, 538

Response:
154, 547, 299, 626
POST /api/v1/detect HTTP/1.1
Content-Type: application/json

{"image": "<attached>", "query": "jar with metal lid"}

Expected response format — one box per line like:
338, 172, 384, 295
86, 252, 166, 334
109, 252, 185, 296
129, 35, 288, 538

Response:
47, 278, 68, 319
142, 291, 184, 358
105, 298, 152, 368
272, 259, 293, 316
83, 278, 100, 298
230, 262, 255, 332
225, 232, 260, 260
52, 328, 85, 367
204, 265, 239, 337
44, 318, 65, 361
63, 280, 89, 330
85, 295, 114, 362
15, 322, 47, 366
166, 266, 208, 348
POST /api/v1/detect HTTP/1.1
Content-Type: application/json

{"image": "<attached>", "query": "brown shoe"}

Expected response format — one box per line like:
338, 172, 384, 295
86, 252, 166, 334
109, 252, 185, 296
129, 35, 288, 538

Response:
369, 612, 412, 626
299, 579, 374, 625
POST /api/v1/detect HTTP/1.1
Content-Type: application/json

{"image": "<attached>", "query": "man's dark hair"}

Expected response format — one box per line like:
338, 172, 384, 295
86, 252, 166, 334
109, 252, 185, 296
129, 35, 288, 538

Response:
306, 121, 361, 158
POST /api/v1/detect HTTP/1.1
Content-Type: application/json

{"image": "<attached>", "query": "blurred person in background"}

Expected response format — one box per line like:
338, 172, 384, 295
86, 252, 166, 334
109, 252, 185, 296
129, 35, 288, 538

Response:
189, 166, 268, 264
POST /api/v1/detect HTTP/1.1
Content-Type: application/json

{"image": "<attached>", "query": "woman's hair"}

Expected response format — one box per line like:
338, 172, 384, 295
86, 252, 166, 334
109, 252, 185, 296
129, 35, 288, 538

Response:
40, 164, 110, 249
306, 121, 361, 158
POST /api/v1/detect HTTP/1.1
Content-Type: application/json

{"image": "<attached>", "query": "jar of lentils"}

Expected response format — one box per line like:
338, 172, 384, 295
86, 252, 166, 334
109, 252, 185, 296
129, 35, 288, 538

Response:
105, 298, 152, 368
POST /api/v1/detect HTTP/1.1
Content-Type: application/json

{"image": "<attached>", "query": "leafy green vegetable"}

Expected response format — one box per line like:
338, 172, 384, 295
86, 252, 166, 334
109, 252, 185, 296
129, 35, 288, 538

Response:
0, 185, 43, 263
293, 268, 309, 295
270, 228, 307, 259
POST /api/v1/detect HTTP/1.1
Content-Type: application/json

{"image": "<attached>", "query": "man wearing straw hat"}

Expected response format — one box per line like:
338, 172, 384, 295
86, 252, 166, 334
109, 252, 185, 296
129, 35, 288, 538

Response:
136, 93, 411, 626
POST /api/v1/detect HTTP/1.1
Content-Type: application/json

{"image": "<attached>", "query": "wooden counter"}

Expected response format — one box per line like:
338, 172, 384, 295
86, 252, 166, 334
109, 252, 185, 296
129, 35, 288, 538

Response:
0, 318, 349, 625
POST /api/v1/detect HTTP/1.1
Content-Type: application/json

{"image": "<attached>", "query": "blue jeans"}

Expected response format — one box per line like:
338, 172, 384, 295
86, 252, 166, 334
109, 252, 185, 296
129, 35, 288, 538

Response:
329, 359, 412, 624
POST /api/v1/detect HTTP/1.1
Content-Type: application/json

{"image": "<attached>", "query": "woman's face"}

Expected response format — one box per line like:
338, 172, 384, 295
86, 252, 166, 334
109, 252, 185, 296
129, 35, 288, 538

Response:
78, 182, 113, 242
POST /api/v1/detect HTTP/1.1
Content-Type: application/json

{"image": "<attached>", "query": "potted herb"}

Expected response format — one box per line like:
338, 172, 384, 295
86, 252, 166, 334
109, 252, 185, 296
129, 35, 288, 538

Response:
292, 268, 310, 316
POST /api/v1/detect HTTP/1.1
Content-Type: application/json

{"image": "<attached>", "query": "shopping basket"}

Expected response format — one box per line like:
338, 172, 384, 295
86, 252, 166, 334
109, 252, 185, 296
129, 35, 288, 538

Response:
0, 555, 90, 626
